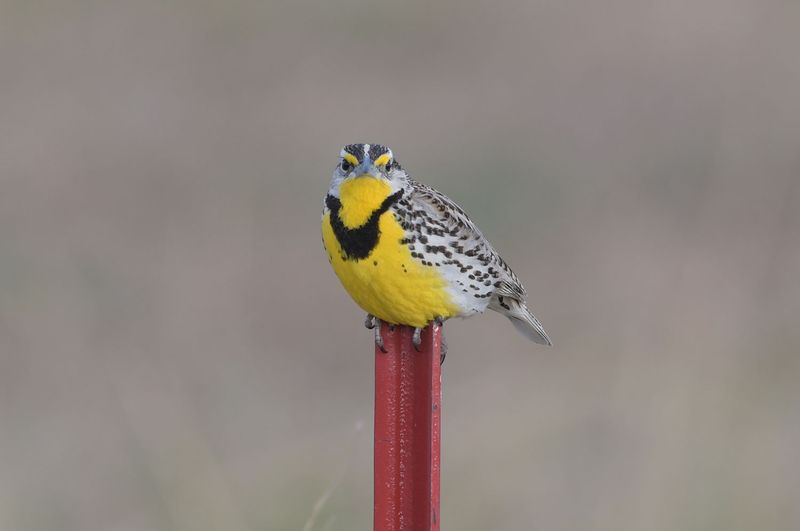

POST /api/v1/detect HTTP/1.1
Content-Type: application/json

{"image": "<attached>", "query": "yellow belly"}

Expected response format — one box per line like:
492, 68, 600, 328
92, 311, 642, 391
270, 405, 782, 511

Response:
322, 210, 459, 328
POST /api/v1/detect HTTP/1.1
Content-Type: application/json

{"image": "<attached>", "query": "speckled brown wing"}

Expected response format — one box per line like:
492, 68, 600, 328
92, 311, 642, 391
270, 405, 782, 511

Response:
390, 179, 551, 345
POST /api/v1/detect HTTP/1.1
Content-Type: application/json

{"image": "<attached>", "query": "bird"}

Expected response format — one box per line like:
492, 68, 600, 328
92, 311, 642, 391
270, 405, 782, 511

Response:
321, 143, 551, 358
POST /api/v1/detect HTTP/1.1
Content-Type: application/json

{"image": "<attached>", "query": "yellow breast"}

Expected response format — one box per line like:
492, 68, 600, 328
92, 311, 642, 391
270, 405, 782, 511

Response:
322, 177, 459, 328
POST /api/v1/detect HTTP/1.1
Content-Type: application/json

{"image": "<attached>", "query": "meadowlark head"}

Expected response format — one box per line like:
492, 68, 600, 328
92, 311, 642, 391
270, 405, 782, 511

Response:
328, 143, 408, 197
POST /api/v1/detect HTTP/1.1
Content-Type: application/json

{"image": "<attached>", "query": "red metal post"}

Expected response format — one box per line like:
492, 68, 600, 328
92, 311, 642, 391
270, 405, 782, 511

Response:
374, 322, 442, 531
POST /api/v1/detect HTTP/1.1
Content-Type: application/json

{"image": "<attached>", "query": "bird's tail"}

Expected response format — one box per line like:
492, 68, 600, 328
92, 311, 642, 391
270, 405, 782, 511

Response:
489, 295, 552, 346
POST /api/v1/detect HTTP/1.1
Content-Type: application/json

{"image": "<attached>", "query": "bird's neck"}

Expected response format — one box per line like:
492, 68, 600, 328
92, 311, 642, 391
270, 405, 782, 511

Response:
336, 177, 394, 228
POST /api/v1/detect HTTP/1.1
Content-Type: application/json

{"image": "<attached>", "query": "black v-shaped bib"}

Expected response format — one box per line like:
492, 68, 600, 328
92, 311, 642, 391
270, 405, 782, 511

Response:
326, 190, 404, 260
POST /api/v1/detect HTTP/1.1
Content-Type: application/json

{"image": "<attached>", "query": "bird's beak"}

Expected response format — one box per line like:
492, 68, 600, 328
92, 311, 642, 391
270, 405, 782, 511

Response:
353, 159, 382, 179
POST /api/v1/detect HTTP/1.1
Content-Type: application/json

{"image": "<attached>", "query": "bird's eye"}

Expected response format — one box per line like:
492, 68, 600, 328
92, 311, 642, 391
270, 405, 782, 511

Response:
384, 160, 393, 172
340, 160, 353, 172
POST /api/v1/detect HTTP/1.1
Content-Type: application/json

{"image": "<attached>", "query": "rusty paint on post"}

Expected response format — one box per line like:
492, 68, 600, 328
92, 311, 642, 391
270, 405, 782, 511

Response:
374, 322, 442, 531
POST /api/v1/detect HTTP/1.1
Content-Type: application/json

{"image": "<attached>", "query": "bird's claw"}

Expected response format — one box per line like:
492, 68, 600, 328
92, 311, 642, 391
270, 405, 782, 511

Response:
374, 315, 389, 354
434, 316, 447, 364
412, 327, 423, 351
370, 316, 446, 358
374, 322, 387, 353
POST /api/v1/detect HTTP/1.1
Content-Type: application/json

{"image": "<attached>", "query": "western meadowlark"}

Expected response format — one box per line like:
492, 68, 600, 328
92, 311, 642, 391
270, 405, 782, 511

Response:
322, 143, 551, 356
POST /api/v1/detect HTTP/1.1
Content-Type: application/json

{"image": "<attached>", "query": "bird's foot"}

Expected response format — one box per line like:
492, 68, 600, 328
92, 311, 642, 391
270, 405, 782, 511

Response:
434, 316, 448, 365
373, 317, 388, 354
412, 327, 423, 351
371, 317, 447, 358
365, 314, 390, 352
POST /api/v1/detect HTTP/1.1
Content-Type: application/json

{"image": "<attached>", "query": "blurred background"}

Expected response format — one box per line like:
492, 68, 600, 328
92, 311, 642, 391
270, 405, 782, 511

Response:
2, 1, 799, 530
